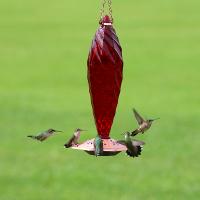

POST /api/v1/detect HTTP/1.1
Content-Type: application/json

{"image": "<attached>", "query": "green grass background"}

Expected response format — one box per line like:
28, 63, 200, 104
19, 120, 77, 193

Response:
0, 0, 200, 199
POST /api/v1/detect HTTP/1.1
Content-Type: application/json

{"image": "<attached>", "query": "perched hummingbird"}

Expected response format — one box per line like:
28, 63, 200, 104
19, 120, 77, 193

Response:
64, 128, 86, 148
131, 108, 159, 136
94, 135, 103, 156
118, 132, 145, 157
27, 128, 62, 142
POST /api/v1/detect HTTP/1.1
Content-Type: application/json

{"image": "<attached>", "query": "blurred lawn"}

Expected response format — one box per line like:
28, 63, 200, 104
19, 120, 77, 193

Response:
0, 0, 200, 199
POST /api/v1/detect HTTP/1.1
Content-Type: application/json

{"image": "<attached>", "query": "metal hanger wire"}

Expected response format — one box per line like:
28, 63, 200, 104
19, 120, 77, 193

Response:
100, 0, 113, 22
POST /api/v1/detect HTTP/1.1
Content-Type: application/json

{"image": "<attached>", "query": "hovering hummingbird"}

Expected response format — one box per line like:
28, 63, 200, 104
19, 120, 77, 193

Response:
94, 135, 103, 156
131, 108, 159, 136
64, 128, 86, 148
118, 132, 145, 157
27, 128, 62, 142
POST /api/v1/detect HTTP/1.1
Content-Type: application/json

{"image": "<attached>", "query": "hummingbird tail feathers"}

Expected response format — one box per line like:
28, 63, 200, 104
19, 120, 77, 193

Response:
94, 146, 103, 156
95, 152, 100, 157
131, 129, 139, 136
94, 136, 103, 156
137, 146, 142, 156
126, 150, 133, 157
126, 146, 142, 158
95, 147, 103, 156
64, 143, 72, 148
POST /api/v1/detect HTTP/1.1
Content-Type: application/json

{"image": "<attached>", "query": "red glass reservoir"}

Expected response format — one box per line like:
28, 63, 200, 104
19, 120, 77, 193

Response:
87, 15, 123, 139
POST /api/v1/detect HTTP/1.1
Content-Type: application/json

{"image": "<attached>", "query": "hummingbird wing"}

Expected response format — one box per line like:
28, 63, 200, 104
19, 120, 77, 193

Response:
35, 132, 47, 141
133, 108, 145, 125
132, 139, 145, 146
64, 135, 76, 148
117, 140, 126, 145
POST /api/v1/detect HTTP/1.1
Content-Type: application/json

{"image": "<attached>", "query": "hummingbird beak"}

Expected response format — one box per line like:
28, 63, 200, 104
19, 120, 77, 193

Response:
151, 118, 160, 122
80, 129, 87, 132
55, 130, 63, 133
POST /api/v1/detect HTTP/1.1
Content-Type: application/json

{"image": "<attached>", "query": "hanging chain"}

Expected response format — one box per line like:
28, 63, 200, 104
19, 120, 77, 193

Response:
108, 0, 113, 22
100, 0, 106, 20
100, 0, 113, 23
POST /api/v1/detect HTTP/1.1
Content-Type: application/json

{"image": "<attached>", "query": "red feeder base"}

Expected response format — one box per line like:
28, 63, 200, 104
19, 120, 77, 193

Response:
70, 138, 127, 156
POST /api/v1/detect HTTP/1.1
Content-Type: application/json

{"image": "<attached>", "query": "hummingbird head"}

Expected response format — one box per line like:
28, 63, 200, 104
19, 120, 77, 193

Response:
122, 131, 131, 137
48, 129, 63, 133
75, 128, 87, 132
148, 118, 160, 124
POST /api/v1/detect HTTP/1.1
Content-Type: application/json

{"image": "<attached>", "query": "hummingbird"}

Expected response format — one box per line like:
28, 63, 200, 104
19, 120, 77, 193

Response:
64, 128, 86, 148
118, 132, 145, 157
27, 128, 62, 142
94, 135, 103, 156
131, 108, 159, 136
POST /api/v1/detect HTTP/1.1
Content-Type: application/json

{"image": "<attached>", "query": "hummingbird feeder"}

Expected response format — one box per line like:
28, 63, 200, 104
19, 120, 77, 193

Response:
71, 0, 127, 156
